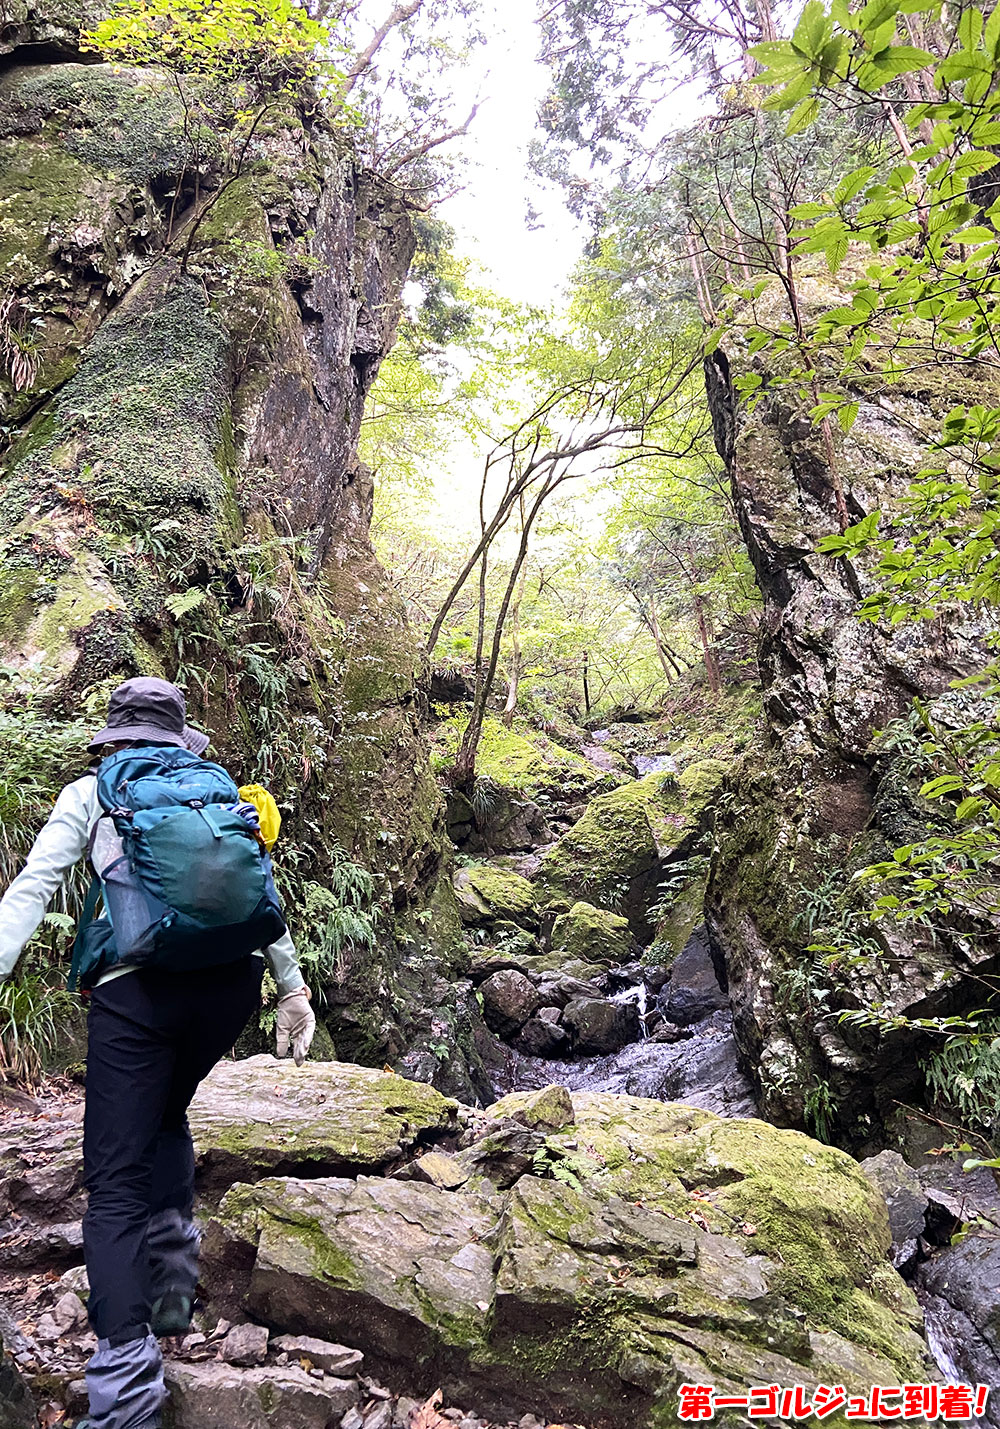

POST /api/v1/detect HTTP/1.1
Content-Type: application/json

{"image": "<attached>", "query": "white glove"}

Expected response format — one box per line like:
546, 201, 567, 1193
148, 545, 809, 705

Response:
276, 986, 315, 1066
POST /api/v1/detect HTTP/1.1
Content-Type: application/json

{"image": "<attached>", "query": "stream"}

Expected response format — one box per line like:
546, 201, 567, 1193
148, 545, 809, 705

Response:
485, 912, 992, 1398
490, 924, 757, 1117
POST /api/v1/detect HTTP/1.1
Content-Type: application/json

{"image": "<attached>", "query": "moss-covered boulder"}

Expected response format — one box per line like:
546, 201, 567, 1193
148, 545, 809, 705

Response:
189, 1055, 459, 1195
536, 763, 728, 939
203, 1085, 929, 1429
432, 714, 622, 805
549, 900, 632, 967
453, 865, 540, 930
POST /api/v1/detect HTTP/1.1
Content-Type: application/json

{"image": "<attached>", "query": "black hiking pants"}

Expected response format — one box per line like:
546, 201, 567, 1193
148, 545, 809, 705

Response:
83, 956, 264, 1342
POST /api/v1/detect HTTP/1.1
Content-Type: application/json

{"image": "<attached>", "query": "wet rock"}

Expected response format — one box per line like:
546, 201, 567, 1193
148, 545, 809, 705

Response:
513, 1017, 570, 1058
549, 902, 633, 968
272, 1336, 363, 1376
204, 1089, 928, 1427
533, 974, 603, 1008
562, 997, 639, 1055
479, 970, 540, 1038
858, 1152, 928, 1270
916, 1231, 1000, 1424
453, 867, 540, 931
189, 1056, 459, 1194
537, 1006, 562, 1024
164, 1361, 356, 1428
221, 1322, 269, 1365
658, 926, 728, 1025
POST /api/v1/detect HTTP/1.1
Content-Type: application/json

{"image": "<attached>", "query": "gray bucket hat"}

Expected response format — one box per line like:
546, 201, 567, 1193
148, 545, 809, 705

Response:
87, 677, 210, 755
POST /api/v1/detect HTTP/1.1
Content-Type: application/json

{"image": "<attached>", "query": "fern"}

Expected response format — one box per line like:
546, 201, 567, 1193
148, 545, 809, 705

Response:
924, 1029, 1000, 1136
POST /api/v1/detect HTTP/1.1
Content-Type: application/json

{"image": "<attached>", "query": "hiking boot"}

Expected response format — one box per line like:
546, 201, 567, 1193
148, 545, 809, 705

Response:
150, 1289, 194, 1337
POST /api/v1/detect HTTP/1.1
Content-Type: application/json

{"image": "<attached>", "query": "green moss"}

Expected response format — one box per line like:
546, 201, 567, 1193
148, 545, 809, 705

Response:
0, 62, 198, 184
454, 864, 539, 928
550, 901, 632, 966
4, 281, 233, 553
0, 135, 113, 281
0, 566, 44, 644
431, 714, 620, 800
535, 771, 681, 913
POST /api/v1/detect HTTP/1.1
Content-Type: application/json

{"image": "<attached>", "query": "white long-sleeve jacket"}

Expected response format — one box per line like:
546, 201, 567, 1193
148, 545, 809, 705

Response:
0, 775, 305, 994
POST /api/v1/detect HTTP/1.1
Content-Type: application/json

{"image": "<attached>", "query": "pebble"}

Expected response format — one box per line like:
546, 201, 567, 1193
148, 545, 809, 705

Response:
363, 1405, 393, 1429
181, 1332, 206, 1351
518, 1417, 544, 1429
393, 1396, 421, 1427
57, 1265, 90, 1299
220, 1322, 269, 1366
341, 1411, 365, 1429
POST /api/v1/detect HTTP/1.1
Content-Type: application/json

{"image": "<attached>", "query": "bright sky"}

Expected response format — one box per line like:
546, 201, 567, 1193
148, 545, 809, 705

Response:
437, 0, 587, 308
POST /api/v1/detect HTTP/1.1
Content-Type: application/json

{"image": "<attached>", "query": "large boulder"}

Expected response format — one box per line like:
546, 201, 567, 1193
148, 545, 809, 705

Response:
203, 1087, 930, 1429
562, 996, 640, 1055
189, 1056, 459, 1194
0, 1058, 460, 1264
549, 901, 632, 968
916, 1232, 1000, 1423
452, 865, 540, 930
658, 926, 728, 1026
478, 969, 540, 1039
536, 764, 727, 939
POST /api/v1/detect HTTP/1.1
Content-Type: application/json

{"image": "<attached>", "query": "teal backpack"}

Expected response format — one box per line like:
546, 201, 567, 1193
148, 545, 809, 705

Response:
70, 745, 286, 991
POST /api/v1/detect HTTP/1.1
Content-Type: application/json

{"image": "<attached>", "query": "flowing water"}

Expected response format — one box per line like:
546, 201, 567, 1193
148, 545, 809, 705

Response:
495, 928, 756, 1117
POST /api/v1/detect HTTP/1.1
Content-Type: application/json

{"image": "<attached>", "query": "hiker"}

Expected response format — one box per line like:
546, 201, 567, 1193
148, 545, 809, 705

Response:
0, 676, 316, 1429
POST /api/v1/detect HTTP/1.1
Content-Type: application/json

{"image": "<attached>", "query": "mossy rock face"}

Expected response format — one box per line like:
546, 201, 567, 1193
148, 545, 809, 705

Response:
549, 900, 632, 968
453, 865, 540, 930
536, 765, 727, 940
204, 1078, 929, 1429
189, 1055, 459, 1197
706, 270, 1000, 1145
0, 32, 467, 1083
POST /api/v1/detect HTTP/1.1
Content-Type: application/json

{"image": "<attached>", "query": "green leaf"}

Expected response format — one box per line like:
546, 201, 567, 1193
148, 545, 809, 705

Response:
787, 96, 821, 134
949, 225, 996, 245
838, 402, 859, 433
957, 6, 984, 51
825, 234, 848, 272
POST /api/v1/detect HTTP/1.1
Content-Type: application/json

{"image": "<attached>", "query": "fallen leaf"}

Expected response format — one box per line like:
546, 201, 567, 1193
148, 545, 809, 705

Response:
409, 1388, 449, 1428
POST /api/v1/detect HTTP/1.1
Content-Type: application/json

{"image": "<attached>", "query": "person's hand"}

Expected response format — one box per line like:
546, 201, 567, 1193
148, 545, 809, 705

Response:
276, 986, 315, 1066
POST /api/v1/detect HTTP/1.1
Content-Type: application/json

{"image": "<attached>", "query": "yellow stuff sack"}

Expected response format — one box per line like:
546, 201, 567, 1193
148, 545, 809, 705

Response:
238, 784, 281, 852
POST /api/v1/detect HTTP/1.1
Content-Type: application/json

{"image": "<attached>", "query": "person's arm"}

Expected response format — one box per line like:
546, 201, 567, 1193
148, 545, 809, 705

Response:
263, 929, 316, 1065
262, 929, 305, 997
0, 778, 97, 981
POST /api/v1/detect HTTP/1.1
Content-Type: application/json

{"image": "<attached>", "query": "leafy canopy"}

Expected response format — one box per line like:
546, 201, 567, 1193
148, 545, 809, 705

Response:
83, 0, 331, 89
